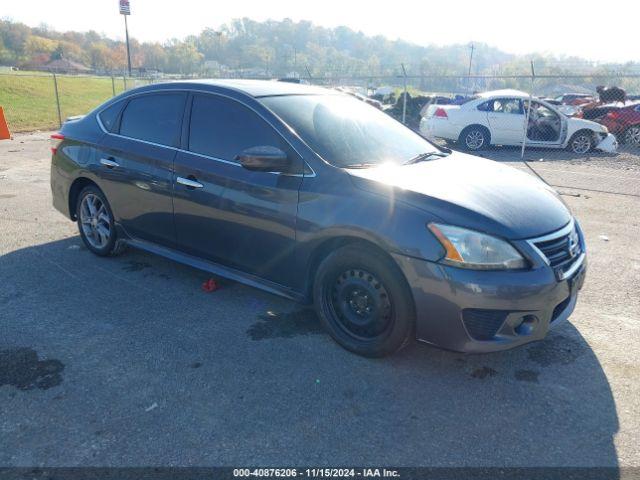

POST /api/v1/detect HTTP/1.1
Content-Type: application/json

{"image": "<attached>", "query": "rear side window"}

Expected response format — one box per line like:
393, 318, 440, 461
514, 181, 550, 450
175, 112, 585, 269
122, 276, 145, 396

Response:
119, 93, 186, 146
477, 101, 491, 112
492, 99, 523, 114
188, 94, 281, 161
98, 100, 124, 133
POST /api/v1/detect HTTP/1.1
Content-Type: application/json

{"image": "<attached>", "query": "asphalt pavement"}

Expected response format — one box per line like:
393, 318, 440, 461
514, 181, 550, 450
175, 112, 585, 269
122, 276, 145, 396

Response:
1, 132, 639, 468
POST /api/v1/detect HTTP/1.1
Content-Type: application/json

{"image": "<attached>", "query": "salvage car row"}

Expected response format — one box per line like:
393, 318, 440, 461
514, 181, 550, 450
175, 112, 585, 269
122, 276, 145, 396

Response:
419, 89, 620, 154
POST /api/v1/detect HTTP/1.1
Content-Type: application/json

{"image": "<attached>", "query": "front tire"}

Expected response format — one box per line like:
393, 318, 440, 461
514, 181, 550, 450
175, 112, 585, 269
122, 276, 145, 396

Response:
313, 245, 415, 357
568, 131, 594, 154
76, 185, 122, 256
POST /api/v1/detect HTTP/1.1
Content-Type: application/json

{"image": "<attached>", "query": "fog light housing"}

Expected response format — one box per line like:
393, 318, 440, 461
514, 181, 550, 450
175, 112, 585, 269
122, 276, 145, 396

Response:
514, 315, 538, 336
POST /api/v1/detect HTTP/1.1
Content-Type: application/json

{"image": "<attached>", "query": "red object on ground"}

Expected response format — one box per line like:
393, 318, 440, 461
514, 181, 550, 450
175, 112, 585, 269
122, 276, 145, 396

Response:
201, 278, 220, 292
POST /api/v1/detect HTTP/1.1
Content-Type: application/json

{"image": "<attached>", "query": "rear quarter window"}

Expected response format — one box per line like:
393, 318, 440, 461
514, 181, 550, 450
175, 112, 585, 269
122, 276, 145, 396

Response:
98, 100, 125, 133
477, 101, 492, 112
119, 93, 186, 146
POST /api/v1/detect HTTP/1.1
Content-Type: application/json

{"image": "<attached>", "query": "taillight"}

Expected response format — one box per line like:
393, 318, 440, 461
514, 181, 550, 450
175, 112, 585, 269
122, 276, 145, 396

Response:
50, 133, 64, 155
434, 108, 448, 118
606, 111, 620, 120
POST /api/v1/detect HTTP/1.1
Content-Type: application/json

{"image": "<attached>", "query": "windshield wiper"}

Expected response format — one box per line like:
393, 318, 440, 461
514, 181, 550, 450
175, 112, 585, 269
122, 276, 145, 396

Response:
403, 151, 450, 165
342, 163, 380, 169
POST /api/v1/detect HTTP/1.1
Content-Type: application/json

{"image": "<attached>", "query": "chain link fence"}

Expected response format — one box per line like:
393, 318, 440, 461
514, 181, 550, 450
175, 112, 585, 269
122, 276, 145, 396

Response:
0, 72, 153, 132
1, 70, 639, 166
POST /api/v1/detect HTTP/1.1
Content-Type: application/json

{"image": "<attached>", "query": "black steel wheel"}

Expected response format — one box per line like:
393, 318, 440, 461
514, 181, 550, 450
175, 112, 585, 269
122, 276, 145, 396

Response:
313, 244, 415, 357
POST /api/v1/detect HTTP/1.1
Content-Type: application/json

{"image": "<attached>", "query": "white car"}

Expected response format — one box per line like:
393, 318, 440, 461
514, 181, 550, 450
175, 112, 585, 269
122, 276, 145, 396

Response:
420, 89, 618, 154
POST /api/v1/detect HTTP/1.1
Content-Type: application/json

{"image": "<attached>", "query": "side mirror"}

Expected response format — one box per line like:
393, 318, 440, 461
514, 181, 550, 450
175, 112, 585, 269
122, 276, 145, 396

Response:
236, 146, 291, 173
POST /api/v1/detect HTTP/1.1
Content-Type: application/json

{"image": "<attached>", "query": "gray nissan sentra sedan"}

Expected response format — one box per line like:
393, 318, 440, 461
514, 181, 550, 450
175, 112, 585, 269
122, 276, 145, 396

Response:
50, 80, 587, 357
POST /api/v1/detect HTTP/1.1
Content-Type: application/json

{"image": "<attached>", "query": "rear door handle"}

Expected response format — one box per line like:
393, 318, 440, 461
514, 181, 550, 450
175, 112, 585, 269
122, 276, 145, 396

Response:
100, 158, 119, 168
176, 176, 204, 189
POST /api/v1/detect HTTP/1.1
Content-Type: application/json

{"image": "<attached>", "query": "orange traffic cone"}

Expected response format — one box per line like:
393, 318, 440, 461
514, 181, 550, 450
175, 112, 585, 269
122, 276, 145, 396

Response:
0, 106, 11, 140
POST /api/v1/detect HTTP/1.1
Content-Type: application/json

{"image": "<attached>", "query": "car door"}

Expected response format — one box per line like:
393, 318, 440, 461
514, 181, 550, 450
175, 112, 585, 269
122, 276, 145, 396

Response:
98, 92, 186, 247
486, 98, 525, 145
172, 93, 303, 287
525, 100, 565, 146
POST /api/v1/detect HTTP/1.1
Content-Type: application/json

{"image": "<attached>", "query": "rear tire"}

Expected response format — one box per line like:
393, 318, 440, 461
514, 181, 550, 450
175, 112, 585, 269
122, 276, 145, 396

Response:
313, 244, 415, 357
76, 185, 123, 256
459, 126, 489, 151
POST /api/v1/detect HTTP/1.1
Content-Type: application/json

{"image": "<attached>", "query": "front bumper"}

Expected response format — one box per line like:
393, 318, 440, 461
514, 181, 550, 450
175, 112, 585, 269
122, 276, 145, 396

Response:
595, 132, 618, 153
393, 251, 586, 354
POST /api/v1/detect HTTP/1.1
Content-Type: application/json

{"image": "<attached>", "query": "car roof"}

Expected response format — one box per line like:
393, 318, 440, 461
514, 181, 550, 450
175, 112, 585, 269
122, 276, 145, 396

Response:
477, 89, 531, 99
148, 79, 335, 98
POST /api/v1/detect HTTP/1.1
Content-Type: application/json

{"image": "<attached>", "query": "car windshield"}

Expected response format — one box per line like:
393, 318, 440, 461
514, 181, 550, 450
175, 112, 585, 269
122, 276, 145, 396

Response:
260, 94, 440, 168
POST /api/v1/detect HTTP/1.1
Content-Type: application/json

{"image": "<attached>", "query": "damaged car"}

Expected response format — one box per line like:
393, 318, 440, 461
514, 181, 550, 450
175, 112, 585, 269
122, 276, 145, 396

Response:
420, 89, 618, 154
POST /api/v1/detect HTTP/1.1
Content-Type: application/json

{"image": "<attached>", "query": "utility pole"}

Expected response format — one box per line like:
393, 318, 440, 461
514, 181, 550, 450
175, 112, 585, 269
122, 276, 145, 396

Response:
401, 63, 408, 125
466, 43, 474, 96
119, 0, 132, 76
521, 60, 536, 160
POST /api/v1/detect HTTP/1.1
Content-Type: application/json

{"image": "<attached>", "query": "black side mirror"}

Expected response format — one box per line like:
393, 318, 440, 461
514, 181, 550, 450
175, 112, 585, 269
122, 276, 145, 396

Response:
236, 146, 291, 173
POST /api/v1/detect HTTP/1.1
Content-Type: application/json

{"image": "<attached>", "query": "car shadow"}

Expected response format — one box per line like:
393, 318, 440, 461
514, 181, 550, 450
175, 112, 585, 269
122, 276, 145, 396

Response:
0, 237, 620, 471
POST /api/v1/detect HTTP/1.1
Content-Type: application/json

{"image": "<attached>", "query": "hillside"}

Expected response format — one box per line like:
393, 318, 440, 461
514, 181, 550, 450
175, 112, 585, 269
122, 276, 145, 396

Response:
2, 17, 636, 80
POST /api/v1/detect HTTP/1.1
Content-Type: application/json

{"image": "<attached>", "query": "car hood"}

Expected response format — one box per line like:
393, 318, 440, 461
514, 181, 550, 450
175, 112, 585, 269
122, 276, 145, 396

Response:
346, 152, 571, 239
569, 117, 606, 132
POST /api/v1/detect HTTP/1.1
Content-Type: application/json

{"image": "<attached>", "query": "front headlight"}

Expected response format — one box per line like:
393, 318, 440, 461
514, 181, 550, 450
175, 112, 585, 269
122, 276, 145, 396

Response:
428, 223, 527, 270
601, 125, 609, 134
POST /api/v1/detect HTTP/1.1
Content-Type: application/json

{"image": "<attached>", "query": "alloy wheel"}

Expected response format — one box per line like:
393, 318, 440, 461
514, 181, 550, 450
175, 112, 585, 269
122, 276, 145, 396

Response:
79, 193, 112, 249
625, 126, 640, 146
571, 134, 592, 154
465, 130, 485, 150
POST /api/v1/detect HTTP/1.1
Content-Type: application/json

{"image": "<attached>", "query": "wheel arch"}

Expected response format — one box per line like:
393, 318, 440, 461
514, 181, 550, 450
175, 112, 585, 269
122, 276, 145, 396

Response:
567, 128, 597, 151
303, 235, 414, 305
68, 177, 101, 220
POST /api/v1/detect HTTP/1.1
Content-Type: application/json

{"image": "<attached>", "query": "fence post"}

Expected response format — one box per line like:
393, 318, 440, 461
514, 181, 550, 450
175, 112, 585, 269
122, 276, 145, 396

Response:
401, 63, 408, 125
521, 61, 536, 160
111, 76, 116, 96
52, 73, 62, 128
123, 75, 127, 91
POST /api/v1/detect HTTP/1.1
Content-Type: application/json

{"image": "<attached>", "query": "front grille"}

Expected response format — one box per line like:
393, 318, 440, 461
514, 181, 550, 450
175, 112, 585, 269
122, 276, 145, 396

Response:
462, 309, 509, 341
532, 224, 582, 275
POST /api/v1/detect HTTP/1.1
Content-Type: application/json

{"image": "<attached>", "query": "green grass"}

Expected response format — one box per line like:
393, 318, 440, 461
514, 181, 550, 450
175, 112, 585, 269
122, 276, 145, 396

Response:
0, 72, 142, 132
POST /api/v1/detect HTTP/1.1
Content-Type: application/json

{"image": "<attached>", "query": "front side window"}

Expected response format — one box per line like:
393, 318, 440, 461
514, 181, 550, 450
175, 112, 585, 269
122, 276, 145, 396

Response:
188, 94, 282, 161
260, 94, 440, 168
119, 93, 186, 146
526, 101, 559, 119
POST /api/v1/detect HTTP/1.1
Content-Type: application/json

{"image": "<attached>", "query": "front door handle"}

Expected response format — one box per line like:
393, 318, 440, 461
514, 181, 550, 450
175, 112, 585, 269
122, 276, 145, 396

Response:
176, 176, 204, 189
100, 158, 119, 168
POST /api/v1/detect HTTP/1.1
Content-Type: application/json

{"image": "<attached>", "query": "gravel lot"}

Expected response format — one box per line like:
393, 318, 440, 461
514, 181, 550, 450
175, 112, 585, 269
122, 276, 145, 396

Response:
1, 132, 639, 469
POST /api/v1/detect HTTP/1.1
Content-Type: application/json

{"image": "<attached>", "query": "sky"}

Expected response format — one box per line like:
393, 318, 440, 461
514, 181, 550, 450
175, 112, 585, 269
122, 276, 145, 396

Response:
4, 0, 640, 63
